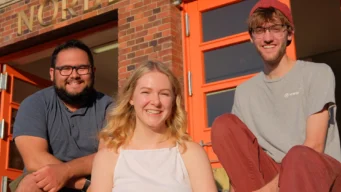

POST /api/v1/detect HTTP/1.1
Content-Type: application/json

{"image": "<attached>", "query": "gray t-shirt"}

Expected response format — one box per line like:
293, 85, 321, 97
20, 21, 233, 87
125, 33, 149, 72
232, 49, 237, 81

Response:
232, 60, 341, 163
13, 86, 113, 191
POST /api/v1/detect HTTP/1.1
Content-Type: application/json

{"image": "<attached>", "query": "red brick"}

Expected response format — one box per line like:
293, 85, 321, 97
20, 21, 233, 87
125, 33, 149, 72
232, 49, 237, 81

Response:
119, 72, 132, 80
121, 47, 132, 55
144, 47, 154, 54
132, 55, 148, 64
2, 29, 14, 36
143, 10, 153, 17
131, 6, 146, 15
162, 55, 172, 62
152, 19, 161, 27
135, 37, 144, 44
162, 29, 171, 37
133, 30, 148, 39
119, 60, 132, 68
119, 54, 127, 61
98, 5, 114, 14
146, 3, 157, 10
148, 26, 158, 35
144, 34, 153, 41
127, 40, 135, 47
156, 0, 169, 7
136, 25, 143, 32
144, 0, 152, 5
136, 50, 144, 57
126, 28, 135, 35
139, 42, 148, 49
158, 23, 171, 31
158, 36, 172, 44
130, 17, 148, 28
160, 49, 172, 57
119, 30, 127, 37
133, 1, 144, 8
82, 10, 97, 20
118, 66, 127, 73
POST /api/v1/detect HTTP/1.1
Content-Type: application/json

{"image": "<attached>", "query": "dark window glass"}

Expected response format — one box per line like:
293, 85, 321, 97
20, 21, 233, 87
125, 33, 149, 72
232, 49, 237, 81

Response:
13, 78, 41, 103
10, 108, 17, 134
9, 140, 24, 170
204, 41, 263, 83
206, 89, 235, 127
202, 0, 258, 42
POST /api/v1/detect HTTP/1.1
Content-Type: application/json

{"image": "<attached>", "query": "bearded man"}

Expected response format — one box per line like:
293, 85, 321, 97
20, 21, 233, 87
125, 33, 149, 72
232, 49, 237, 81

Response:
12, 39, 113, 192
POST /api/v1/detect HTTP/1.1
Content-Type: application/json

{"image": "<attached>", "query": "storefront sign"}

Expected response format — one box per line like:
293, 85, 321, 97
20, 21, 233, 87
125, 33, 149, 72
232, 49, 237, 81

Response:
17, 0, 116, 35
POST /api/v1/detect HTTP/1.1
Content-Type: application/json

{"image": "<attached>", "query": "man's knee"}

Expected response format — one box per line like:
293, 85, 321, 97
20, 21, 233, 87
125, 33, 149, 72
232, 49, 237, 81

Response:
211, 113, 242, 140
282, 145, 321, 167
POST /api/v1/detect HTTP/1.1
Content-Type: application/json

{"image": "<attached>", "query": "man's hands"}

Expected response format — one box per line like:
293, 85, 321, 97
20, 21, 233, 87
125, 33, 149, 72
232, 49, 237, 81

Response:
16, 163, 72, 192
16, 174, 44, 192
32, 163, 72, 192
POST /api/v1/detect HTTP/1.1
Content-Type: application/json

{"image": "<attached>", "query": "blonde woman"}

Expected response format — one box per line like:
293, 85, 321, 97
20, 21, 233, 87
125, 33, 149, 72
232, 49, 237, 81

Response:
90, 61, 217, 192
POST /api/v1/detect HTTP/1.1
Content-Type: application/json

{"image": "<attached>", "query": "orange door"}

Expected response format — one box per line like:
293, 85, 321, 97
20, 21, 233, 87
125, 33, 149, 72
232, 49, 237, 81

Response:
0, 64, 51, 191
183, 0, 296, 167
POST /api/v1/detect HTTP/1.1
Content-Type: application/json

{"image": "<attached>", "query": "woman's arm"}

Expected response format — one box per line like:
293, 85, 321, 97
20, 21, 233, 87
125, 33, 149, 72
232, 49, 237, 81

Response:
181, 141, 217, 192
90, 148, 118, 192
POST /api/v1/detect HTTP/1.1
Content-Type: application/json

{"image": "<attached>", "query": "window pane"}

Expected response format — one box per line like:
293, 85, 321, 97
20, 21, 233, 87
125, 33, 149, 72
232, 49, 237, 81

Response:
206, 89, 235, 127
10, 108, 17, 135
202, 0, 258, 42
8, 140, 24, 170
204, 41, 263, 83
13, 78, 41, 103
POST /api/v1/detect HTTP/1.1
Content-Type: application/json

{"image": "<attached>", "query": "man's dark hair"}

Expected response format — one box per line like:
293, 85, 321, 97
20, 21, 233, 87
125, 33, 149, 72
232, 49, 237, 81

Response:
51, 39, 94, 68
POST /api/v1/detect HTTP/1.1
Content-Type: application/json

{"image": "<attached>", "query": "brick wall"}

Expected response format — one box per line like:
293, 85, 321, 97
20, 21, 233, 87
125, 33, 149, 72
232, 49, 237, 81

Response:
0, 0, 183, 87
0, 0, 129, 47
117, 0, 183, 87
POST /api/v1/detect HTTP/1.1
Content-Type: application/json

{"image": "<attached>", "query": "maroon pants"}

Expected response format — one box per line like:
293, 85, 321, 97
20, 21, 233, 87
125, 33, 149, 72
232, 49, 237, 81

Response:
211, 113, 341, 192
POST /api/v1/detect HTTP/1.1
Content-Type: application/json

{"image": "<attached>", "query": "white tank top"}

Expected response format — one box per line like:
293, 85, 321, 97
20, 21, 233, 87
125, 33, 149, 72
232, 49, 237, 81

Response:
112, 144, 192, 192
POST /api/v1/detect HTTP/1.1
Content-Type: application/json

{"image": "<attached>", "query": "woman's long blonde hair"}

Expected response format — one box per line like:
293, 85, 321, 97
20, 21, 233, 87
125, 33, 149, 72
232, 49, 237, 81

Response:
100, 60, 190, 152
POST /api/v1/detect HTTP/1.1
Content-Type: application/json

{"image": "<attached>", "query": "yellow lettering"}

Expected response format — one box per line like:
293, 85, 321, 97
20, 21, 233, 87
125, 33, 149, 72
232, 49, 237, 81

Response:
62, 0, 77, 20
108, 0, 118, 4
38, 0, 58, 26
17, 6, 35, 35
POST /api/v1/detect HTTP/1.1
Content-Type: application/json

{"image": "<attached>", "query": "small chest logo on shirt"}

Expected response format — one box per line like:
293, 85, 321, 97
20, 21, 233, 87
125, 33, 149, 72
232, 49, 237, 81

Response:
284, 91, 299, 98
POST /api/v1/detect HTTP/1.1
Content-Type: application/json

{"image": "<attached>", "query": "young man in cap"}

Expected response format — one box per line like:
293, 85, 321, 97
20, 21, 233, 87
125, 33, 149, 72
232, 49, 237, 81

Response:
211, 0, 341, 191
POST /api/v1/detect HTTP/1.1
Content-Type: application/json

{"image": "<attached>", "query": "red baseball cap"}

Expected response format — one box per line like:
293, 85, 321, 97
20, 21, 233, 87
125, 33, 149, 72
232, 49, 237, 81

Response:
249, 0, 294, 26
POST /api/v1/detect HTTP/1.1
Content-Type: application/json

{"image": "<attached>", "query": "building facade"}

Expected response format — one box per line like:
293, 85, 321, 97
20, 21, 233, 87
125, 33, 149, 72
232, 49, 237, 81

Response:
0, 0, 341, 190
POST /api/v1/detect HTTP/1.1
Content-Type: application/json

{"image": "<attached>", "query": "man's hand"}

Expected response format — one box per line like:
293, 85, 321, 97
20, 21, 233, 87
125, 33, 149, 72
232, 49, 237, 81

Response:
16, 174, 43, 192
32, 163, 71, 192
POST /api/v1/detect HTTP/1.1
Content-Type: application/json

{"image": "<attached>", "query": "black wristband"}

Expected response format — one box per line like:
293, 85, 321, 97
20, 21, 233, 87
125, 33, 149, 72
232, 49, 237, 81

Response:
81, 179, 91, 192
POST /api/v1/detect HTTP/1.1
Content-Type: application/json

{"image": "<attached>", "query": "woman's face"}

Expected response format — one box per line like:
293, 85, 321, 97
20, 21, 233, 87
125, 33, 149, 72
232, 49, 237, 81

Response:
130, 71, 174, 131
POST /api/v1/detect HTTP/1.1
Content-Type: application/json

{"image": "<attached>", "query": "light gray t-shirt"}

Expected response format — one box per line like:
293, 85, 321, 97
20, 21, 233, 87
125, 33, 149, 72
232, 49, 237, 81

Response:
232, 60, 341, 163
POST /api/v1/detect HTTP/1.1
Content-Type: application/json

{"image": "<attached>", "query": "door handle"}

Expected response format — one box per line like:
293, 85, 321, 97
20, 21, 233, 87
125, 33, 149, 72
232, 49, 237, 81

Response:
0, 119, 4, 139
199, 140, 212, 147
1, 176, 8, 192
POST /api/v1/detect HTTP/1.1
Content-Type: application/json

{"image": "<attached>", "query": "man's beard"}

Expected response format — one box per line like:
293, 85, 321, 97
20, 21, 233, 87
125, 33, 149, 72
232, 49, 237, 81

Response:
54, 78, 96, 107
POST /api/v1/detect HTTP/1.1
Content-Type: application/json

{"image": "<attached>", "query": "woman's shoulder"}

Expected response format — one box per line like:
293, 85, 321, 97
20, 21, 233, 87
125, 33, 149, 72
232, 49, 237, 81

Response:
94, 147, 120, 165
179, 141, 207, 157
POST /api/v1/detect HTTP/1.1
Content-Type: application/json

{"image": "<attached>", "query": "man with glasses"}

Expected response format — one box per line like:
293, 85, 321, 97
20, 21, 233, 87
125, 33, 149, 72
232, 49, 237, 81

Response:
11, 39, 113, 192
211, 0, 341, 191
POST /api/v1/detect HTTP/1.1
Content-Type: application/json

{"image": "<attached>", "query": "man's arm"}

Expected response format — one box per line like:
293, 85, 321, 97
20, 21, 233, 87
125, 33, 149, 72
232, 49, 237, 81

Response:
15, 136, 60, 170
15, 135, 94, 190
303, 65, 336, 153
303, 106, 330, 153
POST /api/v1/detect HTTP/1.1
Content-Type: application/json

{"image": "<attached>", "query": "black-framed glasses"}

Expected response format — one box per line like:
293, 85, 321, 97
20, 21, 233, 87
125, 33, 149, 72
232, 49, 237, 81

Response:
55, 65, 92, 76
251, 24, 287, 39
